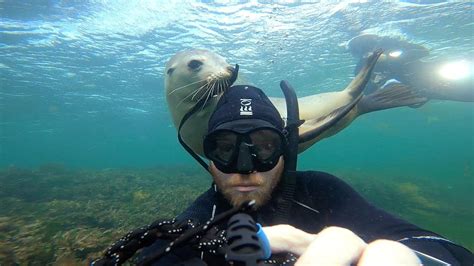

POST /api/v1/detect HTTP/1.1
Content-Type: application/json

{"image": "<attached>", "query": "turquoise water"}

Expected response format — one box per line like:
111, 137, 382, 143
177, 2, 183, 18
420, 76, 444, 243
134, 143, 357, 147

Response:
0, 0, 473, 263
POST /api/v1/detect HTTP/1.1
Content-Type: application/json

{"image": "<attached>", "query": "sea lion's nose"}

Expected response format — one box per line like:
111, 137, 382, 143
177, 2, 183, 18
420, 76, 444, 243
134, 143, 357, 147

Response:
227, 65, 236, 73
228, 64, 239, 85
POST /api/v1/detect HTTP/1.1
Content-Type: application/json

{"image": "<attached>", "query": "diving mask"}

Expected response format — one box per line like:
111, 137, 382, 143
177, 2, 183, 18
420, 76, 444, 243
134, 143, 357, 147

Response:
204, 126, 286, 174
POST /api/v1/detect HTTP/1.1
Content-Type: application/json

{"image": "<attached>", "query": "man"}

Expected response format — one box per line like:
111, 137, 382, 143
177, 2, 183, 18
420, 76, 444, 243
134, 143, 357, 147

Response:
140, 85, 473, 265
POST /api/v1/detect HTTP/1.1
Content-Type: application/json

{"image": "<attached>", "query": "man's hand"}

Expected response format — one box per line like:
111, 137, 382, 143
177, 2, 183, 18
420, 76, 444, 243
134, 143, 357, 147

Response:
263, 225, 421, 266
295, 226, 366, 265
358, 239, 422, 266
262, 224, 317, 255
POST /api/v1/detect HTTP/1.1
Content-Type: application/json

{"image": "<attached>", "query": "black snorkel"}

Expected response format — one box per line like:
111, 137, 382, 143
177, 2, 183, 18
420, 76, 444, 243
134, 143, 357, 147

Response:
177, 64, 239, 173
273, 80, 302, 224
280, 80, 301, 176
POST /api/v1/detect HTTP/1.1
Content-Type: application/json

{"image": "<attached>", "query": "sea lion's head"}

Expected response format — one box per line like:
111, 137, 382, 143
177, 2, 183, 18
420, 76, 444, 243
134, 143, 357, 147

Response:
165, 49, 238, 109
347, 34, 429, 67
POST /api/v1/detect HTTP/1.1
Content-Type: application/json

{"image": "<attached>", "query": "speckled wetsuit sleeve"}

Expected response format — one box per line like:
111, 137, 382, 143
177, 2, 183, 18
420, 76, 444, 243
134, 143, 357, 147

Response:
137, 187, 217, 265
295, 171, 473, 265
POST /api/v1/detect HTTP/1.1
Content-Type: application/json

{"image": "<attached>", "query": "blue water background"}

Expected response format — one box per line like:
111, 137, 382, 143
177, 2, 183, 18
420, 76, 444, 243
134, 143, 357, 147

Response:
1, 0, 473, 245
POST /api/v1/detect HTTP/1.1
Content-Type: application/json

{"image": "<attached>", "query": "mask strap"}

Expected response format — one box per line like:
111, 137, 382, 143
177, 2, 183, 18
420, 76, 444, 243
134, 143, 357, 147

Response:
178, 100, 211, 173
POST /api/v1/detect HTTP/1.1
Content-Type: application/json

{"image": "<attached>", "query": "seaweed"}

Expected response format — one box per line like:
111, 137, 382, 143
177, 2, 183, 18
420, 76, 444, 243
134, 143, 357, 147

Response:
0, 166, 209, 264
0, 165, 472, 264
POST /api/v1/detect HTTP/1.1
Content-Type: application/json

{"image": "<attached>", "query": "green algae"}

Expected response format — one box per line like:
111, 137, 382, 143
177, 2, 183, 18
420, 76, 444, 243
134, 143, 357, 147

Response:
0, 165, 472, 264
0, 165, 209, 265
335, 170, 474, 251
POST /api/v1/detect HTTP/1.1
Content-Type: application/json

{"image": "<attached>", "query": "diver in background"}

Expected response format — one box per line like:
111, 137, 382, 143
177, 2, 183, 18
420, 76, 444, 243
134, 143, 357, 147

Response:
348, 34, 473, 103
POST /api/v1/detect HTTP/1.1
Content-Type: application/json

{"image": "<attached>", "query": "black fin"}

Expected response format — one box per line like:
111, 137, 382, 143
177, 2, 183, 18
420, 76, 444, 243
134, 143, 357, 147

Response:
358, 83, 428, 114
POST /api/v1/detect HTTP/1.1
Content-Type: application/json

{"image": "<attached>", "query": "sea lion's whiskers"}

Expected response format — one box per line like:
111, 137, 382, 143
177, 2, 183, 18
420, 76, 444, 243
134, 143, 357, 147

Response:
176, 82, 208, 107
220, 79, 227, 94
224, 79, 229, 92
199, 80, 217, 108
218, 80, 223, 95
189, 83, 208, 101
212, 77, 226, 97
190, 86, 202, 101
222, 79, 229, 94
205, 84, 218, 108
207, 80, 218, 101
201, 81, 219, 110
192, 80, 212, 106
168, 78, 207, 95
216, 81, 221, 96
196, 81, 212, 106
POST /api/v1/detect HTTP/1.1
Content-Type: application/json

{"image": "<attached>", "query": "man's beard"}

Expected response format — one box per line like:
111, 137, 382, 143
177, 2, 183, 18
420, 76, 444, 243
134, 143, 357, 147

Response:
223, 186, 272, 209
214, 173, 281, 209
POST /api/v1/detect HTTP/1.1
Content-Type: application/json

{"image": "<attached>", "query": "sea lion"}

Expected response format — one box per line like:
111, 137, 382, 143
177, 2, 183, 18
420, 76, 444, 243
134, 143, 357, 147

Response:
165, 49, 238, 157
165, 49, 415, 156
348, 34, 474, 102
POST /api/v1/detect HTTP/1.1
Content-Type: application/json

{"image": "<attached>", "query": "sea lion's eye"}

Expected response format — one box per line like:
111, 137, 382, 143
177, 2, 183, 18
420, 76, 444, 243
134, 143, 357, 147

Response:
167, 68, 175, 75
188, 60, 203, 70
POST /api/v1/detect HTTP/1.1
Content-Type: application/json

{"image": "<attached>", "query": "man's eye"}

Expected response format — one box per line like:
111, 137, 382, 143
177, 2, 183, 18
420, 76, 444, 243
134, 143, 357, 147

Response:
257, 141, 275, 150
219, 144, 234, 152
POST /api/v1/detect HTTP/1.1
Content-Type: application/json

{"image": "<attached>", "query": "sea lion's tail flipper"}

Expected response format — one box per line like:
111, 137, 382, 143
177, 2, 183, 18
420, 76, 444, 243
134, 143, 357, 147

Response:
298, 49, 383, 144
358, 83, 429, 114
346, 49, 383, 97
299, 94, 363, 144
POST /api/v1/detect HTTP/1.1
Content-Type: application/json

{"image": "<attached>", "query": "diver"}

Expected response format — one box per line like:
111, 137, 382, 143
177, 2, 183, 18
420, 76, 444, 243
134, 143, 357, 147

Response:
134, 84, 473, 265
348, 34, 473, 103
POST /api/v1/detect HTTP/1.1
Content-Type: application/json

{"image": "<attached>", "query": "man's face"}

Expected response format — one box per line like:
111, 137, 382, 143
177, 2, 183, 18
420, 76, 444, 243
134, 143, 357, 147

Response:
209, 156, 284, 208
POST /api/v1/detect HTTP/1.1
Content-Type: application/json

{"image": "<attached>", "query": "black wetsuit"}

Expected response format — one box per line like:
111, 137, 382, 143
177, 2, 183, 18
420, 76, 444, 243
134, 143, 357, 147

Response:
139, 171, 473, 265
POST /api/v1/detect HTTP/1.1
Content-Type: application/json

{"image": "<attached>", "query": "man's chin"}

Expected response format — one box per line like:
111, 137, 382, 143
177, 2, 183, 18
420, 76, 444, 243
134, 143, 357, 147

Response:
226, 190, 271, 209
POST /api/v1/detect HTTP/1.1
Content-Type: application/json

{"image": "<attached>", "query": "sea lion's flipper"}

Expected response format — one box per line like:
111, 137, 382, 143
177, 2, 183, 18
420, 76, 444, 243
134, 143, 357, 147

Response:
297, 50, 382, 144
358, 83, 429, 114
299, 93, 363, 144
346, 49, 383, 97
